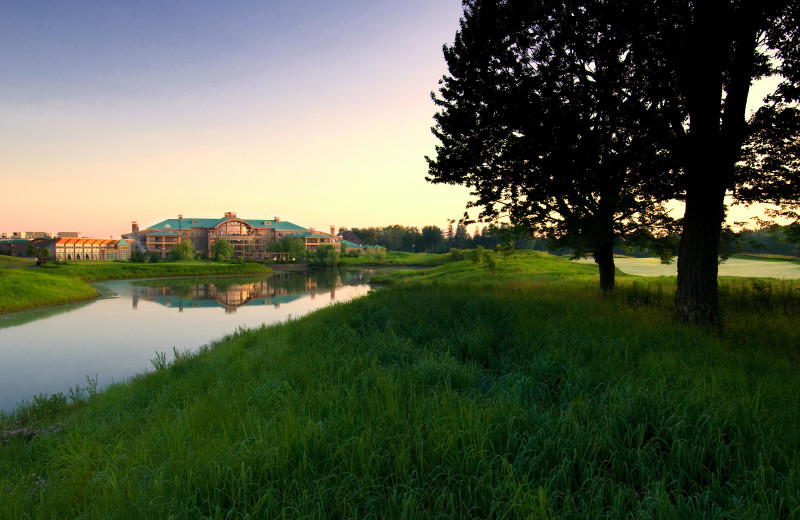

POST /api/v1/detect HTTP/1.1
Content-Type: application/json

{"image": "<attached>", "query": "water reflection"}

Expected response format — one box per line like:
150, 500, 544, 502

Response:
0, 267, 389, 413
129, 270, 369, 313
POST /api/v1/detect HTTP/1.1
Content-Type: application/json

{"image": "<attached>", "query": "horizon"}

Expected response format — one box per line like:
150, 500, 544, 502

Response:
0, 1, 787, 238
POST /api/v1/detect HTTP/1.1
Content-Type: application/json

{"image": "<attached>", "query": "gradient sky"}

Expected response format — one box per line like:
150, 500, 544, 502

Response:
0, 1, 783, 238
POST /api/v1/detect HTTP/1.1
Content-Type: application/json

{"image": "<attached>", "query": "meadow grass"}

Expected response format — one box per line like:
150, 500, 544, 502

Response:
339, 251, 450, 267
0, 261, 273, 314
0, 255, 36, 267
1, 251, 798, 518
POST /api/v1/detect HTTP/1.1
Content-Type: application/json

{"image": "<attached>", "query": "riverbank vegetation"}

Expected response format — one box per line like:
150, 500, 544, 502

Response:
0, 261, 272, 314
339, 250, 450, 267
1, 251, 798, 517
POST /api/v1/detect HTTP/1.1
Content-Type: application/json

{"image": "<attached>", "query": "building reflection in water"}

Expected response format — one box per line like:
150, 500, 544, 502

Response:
132, 271, 349, 313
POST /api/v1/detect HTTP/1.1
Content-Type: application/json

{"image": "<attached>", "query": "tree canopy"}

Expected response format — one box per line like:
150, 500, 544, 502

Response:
211, 239, 234, 262
430, 0, 800, 319
168, 240, 195, 261
427, 0, 682, 290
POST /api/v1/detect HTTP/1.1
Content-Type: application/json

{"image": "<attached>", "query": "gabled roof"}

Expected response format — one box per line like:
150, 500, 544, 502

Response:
146, 217, 309, 232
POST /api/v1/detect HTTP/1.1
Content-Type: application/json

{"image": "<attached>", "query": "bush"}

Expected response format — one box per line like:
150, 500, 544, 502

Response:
313, 244, 340, 267
148, 252, 161, 263
450, 248, 465, 262
130, 250, 146, 263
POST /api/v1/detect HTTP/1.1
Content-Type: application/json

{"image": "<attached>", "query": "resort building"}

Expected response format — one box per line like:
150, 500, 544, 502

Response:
54, 238, 131, 261
129, 212, 341, 259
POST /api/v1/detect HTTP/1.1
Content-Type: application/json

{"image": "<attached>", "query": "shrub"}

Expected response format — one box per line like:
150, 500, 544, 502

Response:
450, 248, 465, 262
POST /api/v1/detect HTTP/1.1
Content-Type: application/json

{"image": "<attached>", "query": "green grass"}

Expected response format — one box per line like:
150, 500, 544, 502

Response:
339, 251, 450, 266
0, 261, 273, 314
731, 253, 800, 263
1, 252, 798, 518
0, 255, 36, 267
0, 269, 98, 313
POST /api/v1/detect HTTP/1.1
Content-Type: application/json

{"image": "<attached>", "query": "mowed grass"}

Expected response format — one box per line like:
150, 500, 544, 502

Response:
1, 252, 798, 518
0, 261, 273, 314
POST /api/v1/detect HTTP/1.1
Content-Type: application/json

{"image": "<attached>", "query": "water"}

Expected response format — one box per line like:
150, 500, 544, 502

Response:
0, 267, 387, 413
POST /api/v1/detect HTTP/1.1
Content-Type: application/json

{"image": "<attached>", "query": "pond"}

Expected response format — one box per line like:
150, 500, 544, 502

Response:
0, 267, 389, 413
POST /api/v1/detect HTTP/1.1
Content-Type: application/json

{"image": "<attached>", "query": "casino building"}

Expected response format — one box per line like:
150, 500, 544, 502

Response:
129, 212, 341, 260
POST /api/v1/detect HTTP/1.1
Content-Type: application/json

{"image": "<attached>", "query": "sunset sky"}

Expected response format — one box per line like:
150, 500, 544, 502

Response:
0, 1, 783, 238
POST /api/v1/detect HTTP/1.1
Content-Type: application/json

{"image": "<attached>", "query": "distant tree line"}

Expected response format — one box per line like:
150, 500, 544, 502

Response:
347, 223, 799, 259
346, 224, 551, 254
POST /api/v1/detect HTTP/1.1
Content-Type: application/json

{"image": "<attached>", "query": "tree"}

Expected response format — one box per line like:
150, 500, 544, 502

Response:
131, 249, 146, 263
211, 239, 234, 261
41, 247, 51, 261
651, 1, 800, 325
285, 237, 306, 261
168, 240, 195, 261
428, 0, 681, 290
313, 244, 340, 267
26, 242, 37, 257
421, 225, 446, 253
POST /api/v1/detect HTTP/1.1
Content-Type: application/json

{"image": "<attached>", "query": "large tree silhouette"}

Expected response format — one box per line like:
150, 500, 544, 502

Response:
427, 0, 681, 291
430, 0, 800, 320
662, 1, 799, 325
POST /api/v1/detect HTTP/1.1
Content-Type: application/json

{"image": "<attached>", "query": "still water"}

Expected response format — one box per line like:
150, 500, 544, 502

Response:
0, 268, 385, 413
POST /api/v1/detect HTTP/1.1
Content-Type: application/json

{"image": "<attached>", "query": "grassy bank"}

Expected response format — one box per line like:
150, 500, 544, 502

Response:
1, 252, 798, 518
339, 251, 450, 266
0, 261, 273, 314
0, 255, 36, 267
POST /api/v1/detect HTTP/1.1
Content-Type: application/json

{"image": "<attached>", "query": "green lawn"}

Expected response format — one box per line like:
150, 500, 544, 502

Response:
730, 253, 800, 263
1, 251, 798, 518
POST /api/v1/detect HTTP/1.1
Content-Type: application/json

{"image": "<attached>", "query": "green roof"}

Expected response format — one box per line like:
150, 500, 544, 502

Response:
146, 217, 308, 232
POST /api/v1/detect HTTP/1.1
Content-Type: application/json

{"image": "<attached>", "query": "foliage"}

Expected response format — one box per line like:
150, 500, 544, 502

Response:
167, 240, 195, 261
286, 237, 307, 261
644, 1, 800, 325
148, 251, 161, 263
449, 248, 465, 262
313, 244, 339, 267
211, 239, 234, 262
428, 0, 681, 291
130, 249, 146, 263
41, 247, 50, 261
25, 243, 37, 257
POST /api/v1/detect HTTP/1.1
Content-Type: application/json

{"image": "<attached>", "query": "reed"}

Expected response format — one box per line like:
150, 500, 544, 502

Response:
1, 252, 798, 518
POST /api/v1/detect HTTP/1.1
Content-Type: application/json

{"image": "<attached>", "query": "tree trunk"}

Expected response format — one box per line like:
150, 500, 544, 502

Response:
674, 2, 758, 327
594, 239, 616, 292
675, 187, 726, 326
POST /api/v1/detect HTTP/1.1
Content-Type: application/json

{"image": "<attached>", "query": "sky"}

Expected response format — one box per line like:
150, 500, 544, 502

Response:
0, 1, 785, 238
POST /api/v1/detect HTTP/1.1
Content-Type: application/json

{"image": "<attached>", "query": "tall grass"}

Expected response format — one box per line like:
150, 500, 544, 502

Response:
1, 252, 798, 518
